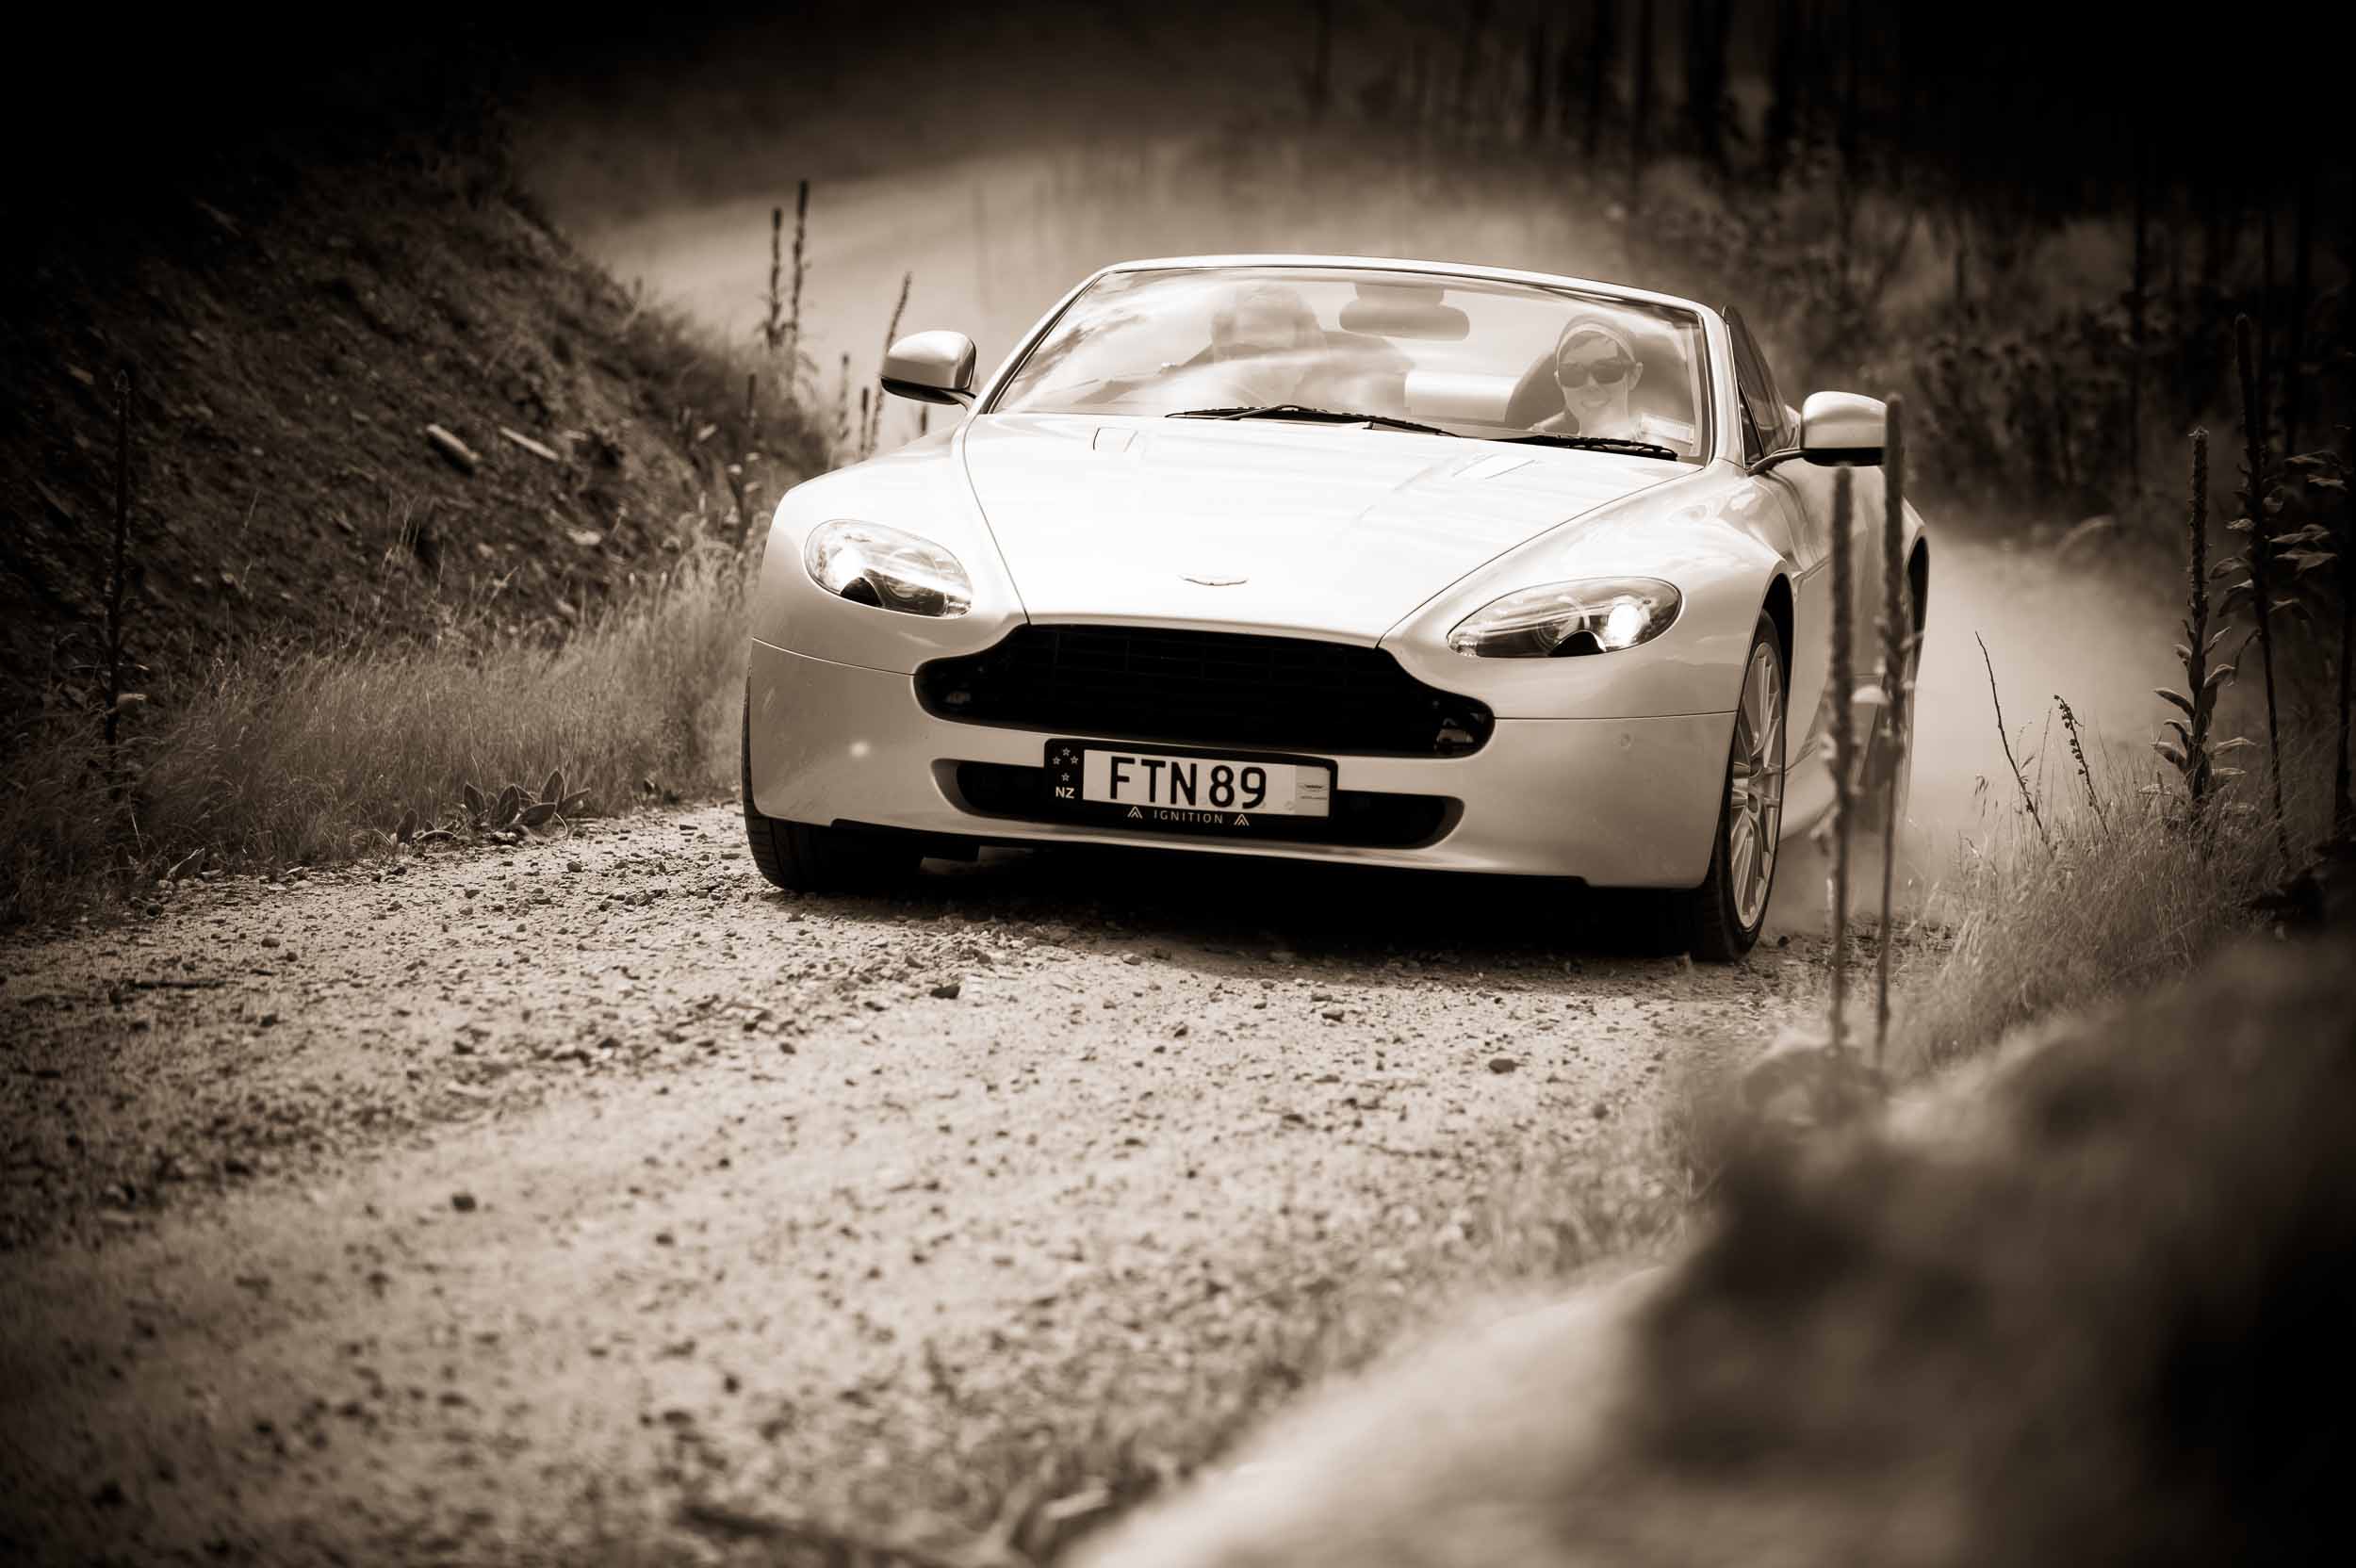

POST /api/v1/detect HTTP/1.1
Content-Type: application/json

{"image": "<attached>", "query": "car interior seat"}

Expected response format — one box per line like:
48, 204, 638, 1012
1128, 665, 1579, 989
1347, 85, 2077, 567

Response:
1317, 329, 1414, 409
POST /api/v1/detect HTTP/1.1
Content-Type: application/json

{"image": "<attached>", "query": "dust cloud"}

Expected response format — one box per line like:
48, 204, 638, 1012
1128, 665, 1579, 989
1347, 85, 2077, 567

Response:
559, 134, 1642, 449
1906, 536, 2180, 864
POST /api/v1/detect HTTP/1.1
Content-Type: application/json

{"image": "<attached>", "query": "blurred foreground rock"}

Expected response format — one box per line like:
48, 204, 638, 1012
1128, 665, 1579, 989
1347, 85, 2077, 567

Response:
1087, 935, 2356, 1567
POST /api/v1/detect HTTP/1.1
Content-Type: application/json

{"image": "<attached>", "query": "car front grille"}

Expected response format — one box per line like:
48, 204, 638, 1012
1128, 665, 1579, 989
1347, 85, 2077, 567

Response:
915, 625, 1494, 757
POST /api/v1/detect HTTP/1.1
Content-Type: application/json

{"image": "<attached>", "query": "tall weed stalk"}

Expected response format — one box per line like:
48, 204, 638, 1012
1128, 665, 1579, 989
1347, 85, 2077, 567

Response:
1824, 463, 1856, 1054
2154, 429, 2244, 814
1873, 395, 1908, 1065
862, 270, 913, 460
2227, 315, 2290, 866
761, 204, 787, 354
103, 368, 137, 808
1978, 632, 2052, 855
785, 180, 810, 403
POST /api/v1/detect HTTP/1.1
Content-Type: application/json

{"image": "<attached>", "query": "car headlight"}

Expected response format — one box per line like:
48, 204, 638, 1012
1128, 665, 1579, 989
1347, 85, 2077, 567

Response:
1447, 578, 1681, 657
804, 520, 972, 617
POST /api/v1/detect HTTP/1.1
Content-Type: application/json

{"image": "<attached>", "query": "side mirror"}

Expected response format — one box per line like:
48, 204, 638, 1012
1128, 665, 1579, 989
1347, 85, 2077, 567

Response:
881, 330, 977, 406
1799, 390, 1886, 466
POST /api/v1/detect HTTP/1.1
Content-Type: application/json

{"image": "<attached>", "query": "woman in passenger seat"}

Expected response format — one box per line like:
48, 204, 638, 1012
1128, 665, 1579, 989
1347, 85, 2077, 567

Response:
1533, 316, 1692, 450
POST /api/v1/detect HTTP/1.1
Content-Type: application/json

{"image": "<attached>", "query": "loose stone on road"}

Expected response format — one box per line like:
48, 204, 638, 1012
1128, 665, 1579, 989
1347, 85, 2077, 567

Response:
1, 802, 1798, 1560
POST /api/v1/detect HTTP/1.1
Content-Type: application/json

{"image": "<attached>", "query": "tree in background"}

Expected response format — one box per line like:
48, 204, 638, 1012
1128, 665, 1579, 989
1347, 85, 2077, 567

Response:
1524, 19, 1548, 144
1628, 0, 1654, 205
1760, 0, 1801, 180
1682, 0, 1735, 174
1581, 0, 1618, 161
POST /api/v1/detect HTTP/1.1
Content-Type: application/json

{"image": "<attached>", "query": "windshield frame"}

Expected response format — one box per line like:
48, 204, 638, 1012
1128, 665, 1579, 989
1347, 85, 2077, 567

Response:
975, 260, 1721, 466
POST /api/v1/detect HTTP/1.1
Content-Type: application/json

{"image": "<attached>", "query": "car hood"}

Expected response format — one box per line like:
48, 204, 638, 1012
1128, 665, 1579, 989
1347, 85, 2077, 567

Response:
959, 415, 1682, 642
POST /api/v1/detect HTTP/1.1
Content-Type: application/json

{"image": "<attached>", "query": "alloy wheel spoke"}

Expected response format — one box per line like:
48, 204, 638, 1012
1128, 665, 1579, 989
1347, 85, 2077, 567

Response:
1730, 817, 1757, 906
1747, 656, 1775, 770
1727, 643, 1784, 926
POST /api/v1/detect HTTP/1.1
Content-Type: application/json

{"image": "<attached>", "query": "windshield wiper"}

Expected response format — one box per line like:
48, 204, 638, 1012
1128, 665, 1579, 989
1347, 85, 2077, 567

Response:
1498, 433, 1682, 462
1167, 405, 1462, 439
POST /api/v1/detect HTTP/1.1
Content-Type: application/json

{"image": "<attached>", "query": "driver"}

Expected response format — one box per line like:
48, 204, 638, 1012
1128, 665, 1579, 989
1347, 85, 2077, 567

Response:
1203, 282, 1326, 407
1534, 316, 1689, 449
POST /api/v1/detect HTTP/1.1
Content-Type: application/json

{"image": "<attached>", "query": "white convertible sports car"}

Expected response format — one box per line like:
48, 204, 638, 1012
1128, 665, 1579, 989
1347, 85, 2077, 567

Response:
744, 255, 1926, 958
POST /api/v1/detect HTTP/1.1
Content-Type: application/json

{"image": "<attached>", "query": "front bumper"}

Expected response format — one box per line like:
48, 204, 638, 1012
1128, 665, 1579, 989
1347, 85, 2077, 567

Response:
745, 639, 1733, 887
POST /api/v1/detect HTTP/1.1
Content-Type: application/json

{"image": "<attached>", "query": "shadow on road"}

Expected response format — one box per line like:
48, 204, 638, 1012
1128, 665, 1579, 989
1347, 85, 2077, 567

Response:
806, 841, 1743, 967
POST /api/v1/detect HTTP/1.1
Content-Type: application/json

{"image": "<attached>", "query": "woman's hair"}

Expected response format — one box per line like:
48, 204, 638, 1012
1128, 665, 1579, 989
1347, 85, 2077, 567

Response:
1553, 314, 1638, 372
1211, 283, 1323, 352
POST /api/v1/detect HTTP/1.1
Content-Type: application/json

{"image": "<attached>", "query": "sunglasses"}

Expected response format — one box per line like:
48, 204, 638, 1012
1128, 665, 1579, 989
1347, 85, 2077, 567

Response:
1556, 356, 1636, 388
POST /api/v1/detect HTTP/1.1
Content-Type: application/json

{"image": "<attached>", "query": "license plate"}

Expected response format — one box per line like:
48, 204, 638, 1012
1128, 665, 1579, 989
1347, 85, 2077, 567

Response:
1044, 741, 1332, 825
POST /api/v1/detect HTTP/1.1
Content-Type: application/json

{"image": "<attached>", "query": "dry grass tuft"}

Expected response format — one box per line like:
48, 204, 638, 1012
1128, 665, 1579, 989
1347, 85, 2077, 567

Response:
1890, 735, 2316, 1068
3, 549, 749, 924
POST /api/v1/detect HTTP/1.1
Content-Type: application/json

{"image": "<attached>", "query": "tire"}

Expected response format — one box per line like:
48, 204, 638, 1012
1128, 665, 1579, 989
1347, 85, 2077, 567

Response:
1662, 613, 1787, 962
741, 686, 918, 893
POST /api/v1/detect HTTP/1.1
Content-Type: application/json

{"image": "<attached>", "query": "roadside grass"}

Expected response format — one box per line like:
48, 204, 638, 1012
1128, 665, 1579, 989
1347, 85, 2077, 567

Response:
3, 122, 837, 930
613, 287, 834, 519
1892, 736, 2320, 1070
2, 549, 749, 926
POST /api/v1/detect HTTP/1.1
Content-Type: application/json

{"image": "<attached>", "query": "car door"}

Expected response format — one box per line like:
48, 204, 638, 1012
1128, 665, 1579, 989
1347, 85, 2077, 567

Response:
1726, 310, 1889, 777
1725, 307, 1830, 775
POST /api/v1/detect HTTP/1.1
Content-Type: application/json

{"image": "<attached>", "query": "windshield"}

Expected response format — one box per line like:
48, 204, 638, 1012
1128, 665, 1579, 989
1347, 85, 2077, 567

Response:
989, 265, 1712, 462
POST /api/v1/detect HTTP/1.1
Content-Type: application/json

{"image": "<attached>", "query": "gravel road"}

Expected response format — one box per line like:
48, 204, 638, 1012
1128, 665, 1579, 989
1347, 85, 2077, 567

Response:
1, 803, 1824, 1561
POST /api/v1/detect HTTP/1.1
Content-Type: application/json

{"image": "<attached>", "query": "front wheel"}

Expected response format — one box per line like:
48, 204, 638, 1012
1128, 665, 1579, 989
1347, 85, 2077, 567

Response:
1661, 614, 1786, 961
